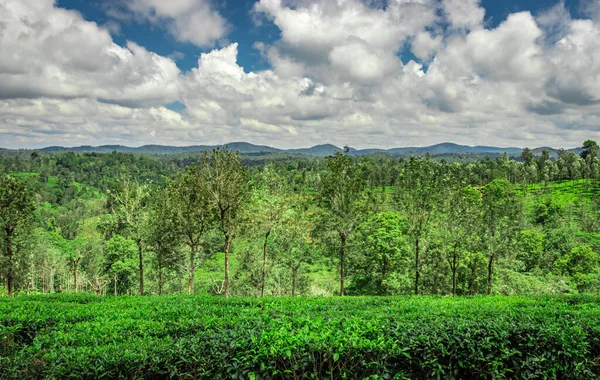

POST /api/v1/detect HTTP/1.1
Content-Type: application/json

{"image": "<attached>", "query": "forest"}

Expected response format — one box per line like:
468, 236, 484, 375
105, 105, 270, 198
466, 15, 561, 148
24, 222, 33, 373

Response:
2, 140, 600, 299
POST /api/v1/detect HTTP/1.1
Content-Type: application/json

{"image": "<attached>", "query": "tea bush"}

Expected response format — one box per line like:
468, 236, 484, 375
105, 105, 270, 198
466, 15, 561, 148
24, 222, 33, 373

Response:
1, 295, 600, 379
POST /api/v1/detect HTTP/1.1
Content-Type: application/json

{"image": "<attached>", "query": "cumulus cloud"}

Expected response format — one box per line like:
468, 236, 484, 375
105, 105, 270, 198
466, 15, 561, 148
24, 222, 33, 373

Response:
109, 0, 228, 47
0, 98, 193, 147
442, 0, 485, 30
0, 0, 180, 106
412, 32, 443, 61
253, 0, 437, 83
545, 18, 600, 106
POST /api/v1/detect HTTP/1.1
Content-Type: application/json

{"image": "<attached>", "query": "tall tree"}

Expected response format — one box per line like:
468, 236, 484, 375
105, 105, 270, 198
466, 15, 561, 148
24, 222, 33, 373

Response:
108, 179, 150, 295
581, 140, 600, 183
201, 148, 248, 298
581, 140, 599, 161
439, 187, 481, 295
271, 195, 315, 297
0, 175, 35, 296
352, 212, 408, 295
54, 205, 84, 293
147, 188, 181, 295
394, 157, 442, 295
521, 147, 534, 166
246, 164, 290, 297
320, 147, 366, 296
168, 166, 211, 294
480, 179, 522, 294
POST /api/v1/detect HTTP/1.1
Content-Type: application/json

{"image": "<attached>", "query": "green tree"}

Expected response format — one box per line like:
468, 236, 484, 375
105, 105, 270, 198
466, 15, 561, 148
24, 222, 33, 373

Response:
271, 197, 315, 297
54, 205, 85, 293
246, 164, 290, 297
0, 175, 35, 296
147, 188, 181, 295
168, 166, 211, 294
581, 140, 599, 161
108, 179, 150, 295
439, 187, 481, 295
320, 147, 366, 296
351, 212, 409, 295
394, 157, 442, 295
481, 179, 522, 294
555, 245, 599, 291
516, 229, 545, 272
201, 148, 248, 298
521, 148, 534, 166
104, 235, 137, 295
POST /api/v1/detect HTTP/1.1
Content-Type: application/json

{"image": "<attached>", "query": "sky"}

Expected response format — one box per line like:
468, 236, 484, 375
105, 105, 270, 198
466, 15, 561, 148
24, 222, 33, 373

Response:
0, 0, 599, 149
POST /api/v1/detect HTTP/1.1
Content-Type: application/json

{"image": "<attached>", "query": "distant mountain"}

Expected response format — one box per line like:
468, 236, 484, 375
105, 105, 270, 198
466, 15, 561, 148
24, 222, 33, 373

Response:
385, 143, 522, 156
27, 141, 584, 157
222, 142, 281, 153
39, 142, 280, 155
288, 144, 345, 156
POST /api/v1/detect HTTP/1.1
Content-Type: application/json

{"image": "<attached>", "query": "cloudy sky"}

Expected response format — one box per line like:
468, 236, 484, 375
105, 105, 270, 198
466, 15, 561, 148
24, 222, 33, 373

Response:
0, 0, 599, 149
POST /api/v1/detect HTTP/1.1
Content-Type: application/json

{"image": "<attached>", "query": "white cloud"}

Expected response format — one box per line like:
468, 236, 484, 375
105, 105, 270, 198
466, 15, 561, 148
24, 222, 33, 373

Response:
545, 19, 600, 106
412, 32, 443, 61
254, 0, 437, 83
114, 0, 228, 47
437, 12, 546, 82
442, 0, 485, 30
0, 98, 193, 147
0, 0, 180, 106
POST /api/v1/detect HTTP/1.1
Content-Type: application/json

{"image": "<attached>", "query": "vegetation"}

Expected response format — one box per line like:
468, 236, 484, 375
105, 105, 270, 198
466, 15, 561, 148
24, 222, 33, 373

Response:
3, 142, 600, 377
2, 143, 600, 297
1, 295, 600, 378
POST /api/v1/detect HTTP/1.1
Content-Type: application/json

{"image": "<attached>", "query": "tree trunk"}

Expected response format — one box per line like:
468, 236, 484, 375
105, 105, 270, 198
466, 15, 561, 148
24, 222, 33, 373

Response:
49, 266, 55, 293
114, 275, 117, 296
414, 237, 420, 295
291, 268, 296, 297
188, 245, 197, 295
487, 254, 495, 295
261, 229, 271, 297
158, 268, 163, 296
452, 246, 458, 296
137, 238, 144, 296
73, 257, 79, 294
382, 256, 388, 295
224, 235, 232, 298
470, 265, 476, 295
339, 231, 347, 296
42, 265, 46, 293
6, 232, 13, 297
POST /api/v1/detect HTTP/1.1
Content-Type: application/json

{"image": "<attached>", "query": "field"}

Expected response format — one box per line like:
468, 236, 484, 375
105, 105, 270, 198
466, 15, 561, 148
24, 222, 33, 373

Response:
2, 295, 600, 379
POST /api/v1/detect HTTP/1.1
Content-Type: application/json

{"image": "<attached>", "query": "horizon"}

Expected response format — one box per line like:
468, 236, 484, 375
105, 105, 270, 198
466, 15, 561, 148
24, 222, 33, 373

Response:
0, 140, 585, 152
1, 0, 600, 149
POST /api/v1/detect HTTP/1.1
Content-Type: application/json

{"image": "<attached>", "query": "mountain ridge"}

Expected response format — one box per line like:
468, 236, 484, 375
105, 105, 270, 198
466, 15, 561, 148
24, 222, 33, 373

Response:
11, 142, 581, 157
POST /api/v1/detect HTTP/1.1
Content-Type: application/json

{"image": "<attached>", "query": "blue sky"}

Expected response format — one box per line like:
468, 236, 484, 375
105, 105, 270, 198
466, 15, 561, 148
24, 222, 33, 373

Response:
1, 0, 599, 149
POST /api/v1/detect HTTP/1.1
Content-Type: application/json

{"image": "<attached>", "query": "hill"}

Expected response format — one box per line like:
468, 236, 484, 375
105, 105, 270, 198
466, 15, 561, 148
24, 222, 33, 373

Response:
6, 141, 584, 157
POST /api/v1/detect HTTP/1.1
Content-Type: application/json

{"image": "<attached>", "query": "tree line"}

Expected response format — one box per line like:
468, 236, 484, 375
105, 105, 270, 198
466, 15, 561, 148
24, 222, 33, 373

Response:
1, 141, 600, 297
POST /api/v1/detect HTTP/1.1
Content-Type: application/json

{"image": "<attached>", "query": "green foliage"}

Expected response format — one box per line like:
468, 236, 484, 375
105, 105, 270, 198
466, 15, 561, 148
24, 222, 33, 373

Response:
517, 229, 545, 272
350, 212, 410, 295
555, 245, 600, 291
103, 235, 138, 295
1, 295, 600, 379
0, 175, 36, 296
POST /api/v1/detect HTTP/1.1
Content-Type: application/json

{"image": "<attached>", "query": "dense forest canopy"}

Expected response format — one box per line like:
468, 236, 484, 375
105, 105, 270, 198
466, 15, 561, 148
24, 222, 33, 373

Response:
1, 141, 600, 297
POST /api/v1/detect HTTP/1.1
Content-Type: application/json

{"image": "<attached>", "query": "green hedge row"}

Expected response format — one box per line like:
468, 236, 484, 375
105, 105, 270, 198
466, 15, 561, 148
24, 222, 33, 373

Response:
1, 295, 600, 379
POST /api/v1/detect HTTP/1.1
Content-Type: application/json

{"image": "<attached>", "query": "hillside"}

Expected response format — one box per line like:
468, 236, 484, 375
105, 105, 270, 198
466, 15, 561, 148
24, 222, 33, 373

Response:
5, 141, 584, 158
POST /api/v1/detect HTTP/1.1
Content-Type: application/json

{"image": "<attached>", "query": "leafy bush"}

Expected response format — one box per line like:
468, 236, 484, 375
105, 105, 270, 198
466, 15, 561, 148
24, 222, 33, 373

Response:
1, 295, 600, 379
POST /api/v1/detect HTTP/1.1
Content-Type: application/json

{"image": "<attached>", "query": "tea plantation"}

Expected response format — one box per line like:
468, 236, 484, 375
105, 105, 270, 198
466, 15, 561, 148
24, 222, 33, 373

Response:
1, 295, 600, 379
